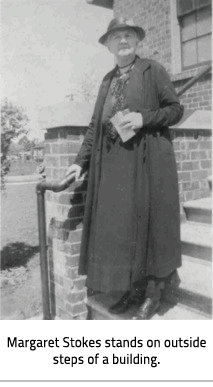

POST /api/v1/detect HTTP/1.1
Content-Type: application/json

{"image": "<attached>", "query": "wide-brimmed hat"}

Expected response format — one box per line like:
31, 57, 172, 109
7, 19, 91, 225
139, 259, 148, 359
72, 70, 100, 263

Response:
99, 17, 145, 45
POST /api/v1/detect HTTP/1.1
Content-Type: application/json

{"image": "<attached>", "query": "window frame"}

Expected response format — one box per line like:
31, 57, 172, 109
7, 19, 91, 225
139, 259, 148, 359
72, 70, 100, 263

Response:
177, 0, 212, 70
177, 0, 211, 17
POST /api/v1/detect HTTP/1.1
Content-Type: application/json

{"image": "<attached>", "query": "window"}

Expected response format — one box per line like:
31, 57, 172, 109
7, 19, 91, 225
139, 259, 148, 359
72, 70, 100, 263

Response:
177, 0, 212, 69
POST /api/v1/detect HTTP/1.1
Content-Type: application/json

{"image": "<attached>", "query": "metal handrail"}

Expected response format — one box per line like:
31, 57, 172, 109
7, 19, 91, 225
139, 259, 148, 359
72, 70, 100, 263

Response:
37, 174, 76, 193
36, 173, 75, 319
177, 64, 211, 97
37, 63, 212, 320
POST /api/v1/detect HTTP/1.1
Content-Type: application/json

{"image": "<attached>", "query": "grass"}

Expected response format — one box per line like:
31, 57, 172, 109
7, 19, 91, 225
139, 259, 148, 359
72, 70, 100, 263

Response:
1, 181, 42, 319
1, 182, 39, 251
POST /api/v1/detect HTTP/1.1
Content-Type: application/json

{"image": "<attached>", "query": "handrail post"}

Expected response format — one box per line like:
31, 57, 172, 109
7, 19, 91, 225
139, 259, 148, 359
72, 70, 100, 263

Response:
37, 185, 51, 320
36, 173, 76, 320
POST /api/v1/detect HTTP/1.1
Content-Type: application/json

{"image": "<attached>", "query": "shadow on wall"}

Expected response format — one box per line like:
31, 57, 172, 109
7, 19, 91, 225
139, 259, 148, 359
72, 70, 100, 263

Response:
48, 179, 87, 240
47, 179, 87, 319
1, 242, 39, 270
63, 180, 86, 233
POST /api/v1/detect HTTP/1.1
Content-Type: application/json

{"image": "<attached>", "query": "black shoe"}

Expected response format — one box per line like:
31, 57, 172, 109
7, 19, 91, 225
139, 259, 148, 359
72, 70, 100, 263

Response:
132, 297, 160, 320
109, 289, 145, 314
109, 291, 131, 314
131, 288, 145, 306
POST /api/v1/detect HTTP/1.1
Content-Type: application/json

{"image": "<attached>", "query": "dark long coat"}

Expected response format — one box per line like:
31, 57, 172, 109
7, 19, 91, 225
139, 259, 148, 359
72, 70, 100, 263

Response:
75, 56, 184, 287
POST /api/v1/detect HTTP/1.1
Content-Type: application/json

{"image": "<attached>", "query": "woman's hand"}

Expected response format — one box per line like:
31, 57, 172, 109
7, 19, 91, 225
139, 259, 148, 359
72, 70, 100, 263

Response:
120, 112, 143, 131
65, 164, 82, 180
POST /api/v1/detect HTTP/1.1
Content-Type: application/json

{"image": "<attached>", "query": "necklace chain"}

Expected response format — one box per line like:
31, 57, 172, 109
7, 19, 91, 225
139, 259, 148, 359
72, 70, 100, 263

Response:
117, 57, 136, 77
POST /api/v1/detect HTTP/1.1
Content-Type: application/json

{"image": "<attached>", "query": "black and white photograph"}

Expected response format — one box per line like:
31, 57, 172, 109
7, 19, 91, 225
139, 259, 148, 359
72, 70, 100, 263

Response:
1, 0, 212, 324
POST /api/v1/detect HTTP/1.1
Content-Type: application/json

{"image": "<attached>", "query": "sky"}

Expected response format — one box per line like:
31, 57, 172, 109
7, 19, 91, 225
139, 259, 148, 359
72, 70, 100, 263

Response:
1, 0, 113, 138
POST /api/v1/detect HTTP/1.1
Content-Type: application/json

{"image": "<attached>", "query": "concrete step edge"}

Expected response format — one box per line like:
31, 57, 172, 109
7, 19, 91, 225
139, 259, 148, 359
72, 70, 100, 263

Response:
87, 295, 211, 320
181, 222, 212, 248
183, 209, 212, 225
180, 256, 212, 293
164, 255, 212, 316
162, 285, 212, 317
183, 197, 212, 210
87, 296, 124, 320
182, 254, 212, 266
181, 241, 212, 261
151, 301, 211, 320
183, 198, 212, 224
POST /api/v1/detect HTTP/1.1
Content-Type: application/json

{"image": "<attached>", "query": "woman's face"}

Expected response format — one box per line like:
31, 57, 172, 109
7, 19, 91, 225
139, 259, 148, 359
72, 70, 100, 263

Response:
107, 29, 139, 58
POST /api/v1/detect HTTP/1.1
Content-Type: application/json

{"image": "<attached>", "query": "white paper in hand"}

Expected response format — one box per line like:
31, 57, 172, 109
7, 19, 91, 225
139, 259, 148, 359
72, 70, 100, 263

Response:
110, 109, 136, 143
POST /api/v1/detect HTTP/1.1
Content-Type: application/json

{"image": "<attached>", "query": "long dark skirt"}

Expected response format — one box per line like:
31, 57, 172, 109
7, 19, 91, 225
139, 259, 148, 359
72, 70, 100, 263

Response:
86, 135, 138, 293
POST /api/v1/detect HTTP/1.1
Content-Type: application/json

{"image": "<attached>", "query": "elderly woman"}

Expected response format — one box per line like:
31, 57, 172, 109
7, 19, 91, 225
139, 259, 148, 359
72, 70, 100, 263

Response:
66, 18, 184, 319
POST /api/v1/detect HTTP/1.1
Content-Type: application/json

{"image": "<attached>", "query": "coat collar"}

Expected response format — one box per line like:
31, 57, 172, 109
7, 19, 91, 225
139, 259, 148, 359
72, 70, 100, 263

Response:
134, 55, 151, 74
98, 55, 151, 108
101, 55, 150, 87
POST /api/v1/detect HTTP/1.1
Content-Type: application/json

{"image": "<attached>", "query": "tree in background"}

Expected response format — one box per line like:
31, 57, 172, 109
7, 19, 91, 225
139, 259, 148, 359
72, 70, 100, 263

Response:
1, 98, 29, 188
66, 70, 100, 103
18, 135, 35, 152
78, 72, 99, 103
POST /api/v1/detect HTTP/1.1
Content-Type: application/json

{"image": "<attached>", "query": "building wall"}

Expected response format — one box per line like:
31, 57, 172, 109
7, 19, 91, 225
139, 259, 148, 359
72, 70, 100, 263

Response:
172, 129, 212, 204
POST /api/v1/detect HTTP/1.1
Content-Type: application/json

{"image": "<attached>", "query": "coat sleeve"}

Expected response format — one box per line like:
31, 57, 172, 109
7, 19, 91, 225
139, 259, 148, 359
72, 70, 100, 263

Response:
74, 114, 95, 171
140, 63, 184, 128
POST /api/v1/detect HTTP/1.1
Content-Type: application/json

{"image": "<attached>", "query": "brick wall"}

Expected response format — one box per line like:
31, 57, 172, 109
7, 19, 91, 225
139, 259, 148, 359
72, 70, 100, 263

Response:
176, 74, 212, 111
44, 126, 88, 320
171, 128, 212, 206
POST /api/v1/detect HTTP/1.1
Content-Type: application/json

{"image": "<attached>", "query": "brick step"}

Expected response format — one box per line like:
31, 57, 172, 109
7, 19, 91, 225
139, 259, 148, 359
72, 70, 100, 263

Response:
87, 292, 210, 321
181, 221, 212, 261
162, 255, 212, 316
183, 197, 212, 224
